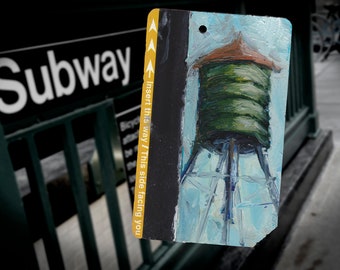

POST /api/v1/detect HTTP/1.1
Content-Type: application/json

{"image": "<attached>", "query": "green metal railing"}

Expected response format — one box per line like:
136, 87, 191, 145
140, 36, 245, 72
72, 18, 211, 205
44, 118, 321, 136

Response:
1, 100, 130, 269
283, 5, 320, 167
0, 98, 220, 269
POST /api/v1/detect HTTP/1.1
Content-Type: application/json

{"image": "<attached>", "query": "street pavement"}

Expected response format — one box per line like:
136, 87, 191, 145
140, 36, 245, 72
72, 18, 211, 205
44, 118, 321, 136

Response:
274, 51, 340, 270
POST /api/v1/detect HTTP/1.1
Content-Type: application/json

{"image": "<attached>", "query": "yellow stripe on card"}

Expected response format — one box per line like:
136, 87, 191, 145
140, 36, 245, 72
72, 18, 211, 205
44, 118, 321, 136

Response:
132, 8, 159, 238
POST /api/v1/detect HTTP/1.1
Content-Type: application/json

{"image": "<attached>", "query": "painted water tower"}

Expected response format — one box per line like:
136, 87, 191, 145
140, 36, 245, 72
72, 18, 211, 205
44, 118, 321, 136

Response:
176, 34, 282, 247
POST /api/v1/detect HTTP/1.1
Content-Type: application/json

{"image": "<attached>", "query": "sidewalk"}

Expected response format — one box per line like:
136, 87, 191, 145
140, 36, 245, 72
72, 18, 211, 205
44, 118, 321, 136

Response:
273, 52, 340, 270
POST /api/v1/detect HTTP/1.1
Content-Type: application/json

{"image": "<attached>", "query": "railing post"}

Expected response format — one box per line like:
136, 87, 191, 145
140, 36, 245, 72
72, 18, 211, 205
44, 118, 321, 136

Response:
25, 134, 65, 269
301, 0, 320, 137
0, 124, 39, 269
63, 120, 102, 269
94, 106, 131, 270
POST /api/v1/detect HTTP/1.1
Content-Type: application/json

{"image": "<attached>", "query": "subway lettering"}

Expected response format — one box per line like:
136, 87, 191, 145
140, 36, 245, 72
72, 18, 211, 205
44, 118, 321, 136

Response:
0, 47, 131, 114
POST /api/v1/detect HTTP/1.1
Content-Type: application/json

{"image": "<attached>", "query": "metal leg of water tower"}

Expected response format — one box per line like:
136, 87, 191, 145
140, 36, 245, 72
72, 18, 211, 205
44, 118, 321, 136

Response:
195, 142, 229, 241
255, 145, 279, 213
221, 139, 245, 246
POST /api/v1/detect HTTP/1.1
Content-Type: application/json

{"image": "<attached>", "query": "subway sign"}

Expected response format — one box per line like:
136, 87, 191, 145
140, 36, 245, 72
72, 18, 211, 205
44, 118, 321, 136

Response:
0, 28, 146, 132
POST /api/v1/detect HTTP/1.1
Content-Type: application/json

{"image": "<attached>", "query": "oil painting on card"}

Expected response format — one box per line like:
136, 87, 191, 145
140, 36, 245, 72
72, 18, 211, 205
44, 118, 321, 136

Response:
132, 9, 292, 248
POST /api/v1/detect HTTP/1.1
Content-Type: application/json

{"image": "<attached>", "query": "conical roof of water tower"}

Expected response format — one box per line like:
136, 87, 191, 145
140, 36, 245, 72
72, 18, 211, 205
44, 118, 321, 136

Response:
194, 33, 281, 72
